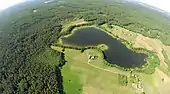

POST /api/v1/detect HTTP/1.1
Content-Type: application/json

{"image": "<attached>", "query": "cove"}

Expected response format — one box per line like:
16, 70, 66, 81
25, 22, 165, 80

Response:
62, 27, 147, 68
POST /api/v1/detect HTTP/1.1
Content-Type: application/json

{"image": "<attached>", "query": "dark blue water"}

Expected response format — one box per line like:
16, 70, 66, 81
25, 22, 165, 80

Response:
62, 27, 147, 68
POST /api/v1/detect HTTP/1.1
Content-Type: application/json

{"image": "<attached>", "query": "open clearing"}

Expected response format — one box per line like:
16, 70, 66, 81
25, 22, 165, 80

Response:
61, 19, 88, 33
52, 46, 170, 94
56, 47, 137, 94
52, 21, 170, 94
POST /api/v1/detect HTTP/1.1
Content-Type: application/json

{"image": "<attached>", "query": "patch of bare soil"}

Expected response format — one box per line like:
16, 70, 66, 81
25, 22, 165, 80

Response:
74, 19, 88, 25
133, 34, 168, 68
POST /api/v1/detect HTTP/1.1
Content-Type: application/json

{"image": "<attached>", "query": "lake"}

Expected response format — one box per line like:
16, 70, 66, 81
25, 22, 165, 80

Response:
62, 27, 147, 68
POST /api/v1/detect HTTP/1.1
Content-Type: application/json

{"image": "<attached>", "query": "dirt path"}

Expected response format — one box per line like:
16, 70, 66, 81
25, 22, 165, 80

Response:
87, 60, 120, 75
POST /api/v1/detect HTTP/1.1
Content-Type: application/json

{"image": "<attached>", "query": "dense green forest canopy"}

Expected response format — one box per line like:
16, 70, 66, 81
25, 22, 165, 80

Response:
0, 0, 170, 93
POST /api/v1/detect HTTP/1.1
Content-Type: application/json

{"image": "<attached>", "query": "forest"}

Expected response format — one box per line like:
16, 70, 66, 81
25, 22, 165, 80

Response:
0, 0, 170, 93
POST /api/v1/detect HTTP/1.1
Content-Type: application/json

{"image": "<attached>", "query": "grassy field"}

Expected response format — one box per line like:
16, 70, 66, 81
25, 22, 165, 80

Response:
53, 47, 137, 94
62, 62, 83, 94
52, 46, 170, 94
52, 21, 170, 94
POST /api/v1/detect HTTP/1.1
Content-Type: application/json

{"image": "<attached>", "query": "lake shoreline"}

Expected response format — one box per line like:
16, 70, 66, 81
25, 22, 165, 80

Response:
55, 23, 160, 74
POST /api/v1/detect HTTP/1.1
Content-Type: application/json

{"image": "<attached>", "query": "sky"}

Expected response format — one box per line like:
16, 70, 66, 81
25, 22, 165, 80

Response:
0, 0, 24, 10
0, 0, 170, 13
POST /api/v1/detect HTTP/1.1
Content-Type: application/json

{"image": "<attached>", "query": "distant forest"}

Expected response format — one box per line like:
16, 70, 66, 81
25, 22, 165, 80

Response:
0, 0, 170, 93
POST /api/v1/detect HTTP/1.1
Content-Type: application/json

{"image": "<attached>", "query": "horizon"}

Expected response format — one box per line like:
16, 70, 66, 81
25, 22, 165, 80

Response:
0, 0, 170, 13
138, 0, 170, 13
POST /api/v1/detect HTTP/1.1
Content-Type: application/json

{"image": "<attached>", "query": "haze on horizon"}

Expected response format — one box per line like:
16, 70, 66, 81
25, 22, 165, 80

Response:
138, 0, 170, 13
0, 0, 170, 13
